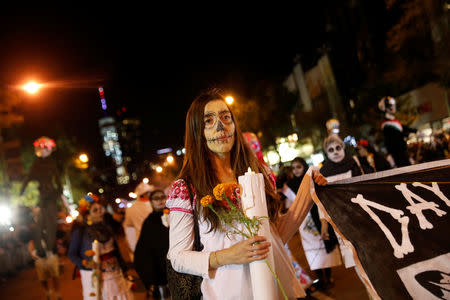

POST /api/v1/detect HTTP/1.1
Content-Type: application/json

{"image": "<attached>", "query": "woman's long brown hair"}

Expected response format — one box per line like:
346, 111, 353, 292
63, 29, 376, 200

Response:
177, 88, 281, 232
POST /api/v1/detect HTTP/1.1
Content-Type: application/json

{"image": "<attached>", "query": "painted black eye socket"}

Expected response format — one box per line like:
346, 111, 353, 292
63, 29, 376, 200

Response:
327, 145, 342, 153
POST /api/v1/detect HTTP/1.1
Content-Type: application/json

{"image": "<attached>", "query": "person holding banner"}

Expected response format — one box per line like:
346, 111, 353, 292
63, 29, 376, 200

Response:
166, 88, 327, 299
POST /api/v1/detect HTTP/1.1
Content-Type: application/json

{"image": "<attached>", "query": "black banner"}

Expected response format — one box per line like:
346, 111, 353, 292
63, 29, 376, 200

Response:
313, 160, 450, 299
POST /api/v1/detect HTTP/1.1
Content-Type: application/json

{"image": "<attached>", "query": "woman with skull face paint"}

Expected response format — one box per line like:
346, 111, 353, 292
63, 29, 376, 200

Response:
166, 88, 327, 299
315, 135, 374, 288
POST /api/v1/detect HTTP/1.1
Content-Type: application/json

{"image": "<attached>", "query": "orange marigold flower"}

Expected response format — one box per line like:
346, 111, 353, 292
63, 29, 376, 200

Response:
213, 184, 225, 201
223, 182, 239, 198
85, 249, 95, 257
200, 195, 214, 207
163, 208, 170, 215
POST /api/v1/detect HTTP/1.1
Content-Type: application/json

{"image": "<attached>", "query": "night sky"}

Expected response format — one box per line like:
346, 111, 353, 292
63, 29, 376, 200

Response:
0, 11, 327, 164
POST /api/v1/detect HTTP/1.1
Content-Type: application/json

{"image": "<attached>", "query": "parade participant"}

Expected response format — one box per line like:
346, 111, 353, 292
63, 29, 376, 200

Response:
134, 189, 170, 300
166, 88, 327, 299
356, 139, 392, 172
326, 118, 340, 136
286, 157, 339, 291
68, 193, 133, 300
378, 96, 416, 167
243, 131, 277, 184
321, 135, 373, 180
318, 135, 375, 284
28, 207, 63, 300
123, 182, 154, 253
20, 137, 62, 258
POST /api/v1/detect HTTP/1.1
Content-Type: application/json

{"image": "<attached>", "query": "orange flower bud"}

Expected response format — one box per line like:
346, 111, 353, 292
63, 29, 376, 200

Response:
200, 195, 214, 207
85, 249, 95, 257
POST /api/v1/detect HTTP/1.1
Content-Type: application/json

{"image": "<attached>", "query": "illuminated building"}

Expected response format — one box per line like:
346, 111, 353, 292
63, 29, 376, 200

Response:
98, 87, 129, 185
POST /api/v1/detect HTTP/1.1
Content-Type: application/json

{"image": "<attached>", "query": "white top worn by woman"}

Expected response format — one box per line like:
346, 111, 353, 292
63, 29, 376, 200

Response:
167, 176, 316, 300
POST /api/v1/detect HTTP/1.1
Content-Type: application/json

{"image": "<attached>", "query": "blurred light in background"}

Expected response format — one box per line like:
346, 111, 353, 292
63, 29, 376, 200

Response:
156, 166, 163, 173
22, 81, 42, 94
225, 96, 234, 105
65, 216, 73, 224
311, 153, 325, 166
166, 155, 174, 163
127, 203, 132, 208
129, 192, 137, 199
79, 153, 89, 163
0, 206, 12, 225
98, 188, 104, 194
115, 198, 121, 204
143, 178, 149, 184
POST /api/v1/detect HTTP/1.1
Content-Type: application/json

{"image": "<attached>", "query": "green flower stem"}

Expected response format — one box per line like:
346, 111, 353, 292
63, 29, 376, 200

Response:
265, 259, 288, 300
208, 205, 251, 239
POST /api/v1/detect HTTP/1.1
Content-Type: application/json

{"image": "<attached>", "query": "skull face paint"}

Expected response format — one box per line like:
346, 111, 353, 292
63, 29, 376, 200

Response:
204, 100, 235, 155
326, 142, 345, 163
35, 146, 53, 158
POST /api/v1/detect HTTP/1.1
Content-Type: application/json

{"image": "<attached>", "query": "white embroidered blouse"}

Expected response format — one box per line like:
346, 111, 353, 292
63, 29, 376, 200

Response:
166, 173, 315, 300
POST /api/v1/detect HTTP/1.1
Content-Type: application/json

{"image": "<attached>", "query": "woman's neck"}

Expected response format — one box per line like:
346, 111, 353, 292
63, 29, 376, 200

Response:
208, 152, 236, 183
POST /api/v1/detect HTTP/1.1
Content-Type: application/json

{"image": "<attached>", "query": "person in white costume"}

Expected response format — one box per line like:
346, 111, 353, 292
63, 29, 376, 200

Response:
166, 89, 327, 300
123, 182, 155, 253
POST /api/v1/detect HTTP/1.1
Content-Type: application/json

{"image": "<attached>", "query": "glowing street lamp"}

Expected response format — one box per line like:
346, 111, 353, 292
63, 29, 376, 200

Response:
156, 166, 163, 173
22, 81, 42, 94
166, 155, 174, 164
79, 153, 89, 163
143, 178, 149, 184
225, 96, 234, 105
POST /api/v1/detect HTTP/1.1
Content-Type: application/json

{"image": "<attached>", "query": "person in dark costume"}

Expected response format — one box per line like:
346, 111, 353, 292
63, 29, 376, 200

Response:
378, 96, 417, 167
134, 189, 170, 300
20, 137, 62, 259
356, 139, 392, 172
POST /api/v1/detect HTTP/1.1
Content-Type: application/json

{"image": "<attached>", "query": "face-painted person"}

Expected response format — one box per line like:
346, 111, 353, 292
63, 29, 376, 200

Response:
165, 88, 327, 299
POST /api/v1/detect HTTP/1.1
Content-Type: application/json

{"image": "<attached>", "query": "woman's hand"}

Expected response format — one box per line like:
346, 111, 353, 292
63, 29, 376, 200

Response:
211, 236, 271, 268
320, 219, 330, 240
312, 168, 327, 186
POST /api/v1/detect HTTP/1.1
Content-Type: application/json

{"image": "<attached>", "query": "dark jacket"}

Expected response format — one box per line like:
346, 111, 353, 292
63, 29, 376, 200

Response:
67, 220, 127, 272
134, 211, 169, 288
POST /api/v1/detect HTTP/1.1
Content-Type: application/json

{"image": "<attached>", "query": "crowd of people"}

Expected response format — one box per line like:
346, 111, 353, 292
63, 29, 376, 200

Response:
2, 89, 448, 300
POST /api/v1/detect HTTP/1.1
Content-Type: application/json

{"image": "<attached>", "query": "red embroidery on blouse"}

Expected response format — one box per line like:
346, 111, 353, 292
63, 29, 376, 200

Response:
168, 179, 197, 204
169, 207, 193, 215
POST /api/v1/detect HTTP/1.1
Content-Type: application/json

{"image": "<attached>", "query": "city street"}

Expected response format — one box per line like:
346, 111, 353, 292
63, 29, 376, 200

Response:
1, 234, 369, 300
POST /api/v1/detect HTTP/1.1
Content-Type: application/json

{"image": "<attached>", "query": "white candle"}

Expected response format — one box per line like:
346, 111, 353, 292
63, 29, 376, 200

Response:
92, 240, 100, 263
92, 240, 101, 300
238, 169, 277, 300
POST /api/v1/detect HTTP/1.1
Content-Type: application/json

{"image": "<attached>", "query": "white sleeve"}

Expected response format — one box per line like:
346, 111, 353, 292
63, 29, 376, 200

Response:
167, 211, 211, 278
166, 179, 211, 278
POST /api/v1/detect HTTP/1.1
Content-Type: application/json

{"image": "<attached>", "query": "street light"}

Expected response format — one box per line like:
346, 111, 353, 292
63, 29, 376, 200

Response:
22, 81, 42, 94
225, 96, 234, 105
142, 178, 149, 184
79, 153, 89, 163
156, 166, 163, 173
166, 155, 174, 164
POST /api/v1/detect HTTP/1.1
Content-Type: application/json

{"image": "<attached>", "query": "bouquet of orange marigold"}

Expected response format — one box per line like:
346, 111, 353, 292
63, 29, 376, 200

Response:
200, 182, 287, 299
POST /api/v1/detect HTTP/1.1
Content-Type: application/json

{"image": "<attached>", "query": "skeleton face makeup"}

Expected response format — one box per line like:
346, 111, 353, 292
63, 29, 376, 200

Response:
326, 142, 345, 163
35, 146, 52, 158
386, 98, 396, 114
204, 100, 235, 155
